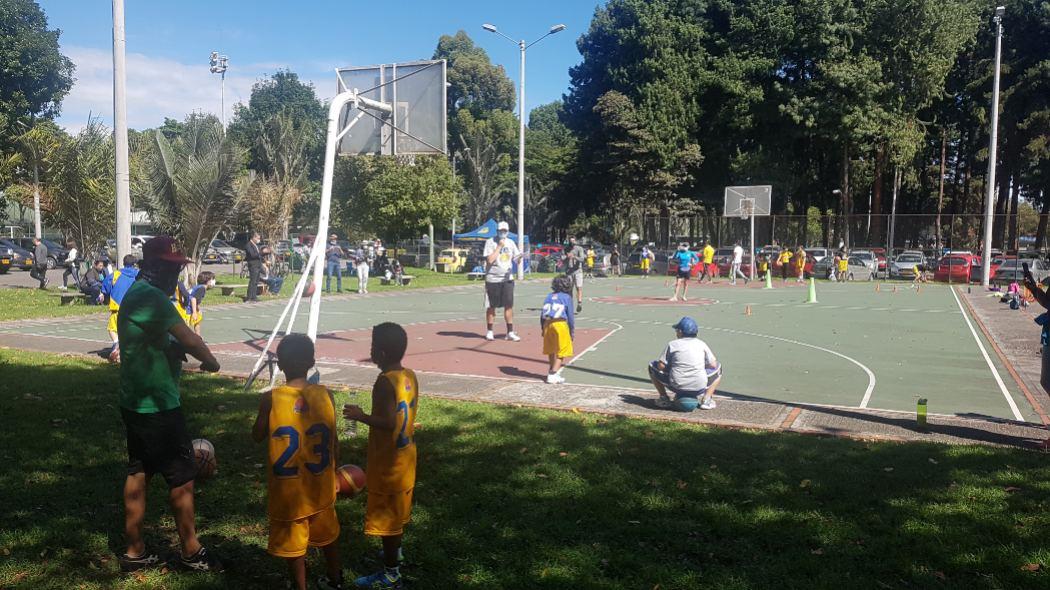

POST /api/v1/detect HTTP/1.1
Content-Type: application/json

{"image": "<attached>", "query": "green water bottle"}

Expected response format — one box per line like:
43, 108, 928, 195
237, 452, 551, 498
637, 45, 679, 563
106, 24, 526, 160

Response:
917, 398, 928, 429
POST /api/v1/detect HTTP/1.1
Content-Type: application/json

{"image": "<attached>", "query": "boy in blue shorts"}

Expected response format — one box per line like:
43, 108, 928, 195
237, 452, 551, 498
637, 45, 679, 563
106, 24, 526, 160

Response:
648, 316, 722, 411
669, 243, 699, 302
541, 276, 576, 384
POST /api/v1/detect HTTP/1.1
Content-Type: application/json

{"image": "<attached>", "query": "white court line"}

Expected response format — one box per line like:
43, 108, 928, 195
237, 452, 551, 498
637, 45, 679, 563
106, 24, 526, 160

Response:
697, 324, 877, 408
949, 286, 1024, 420
566, 321, 623, 367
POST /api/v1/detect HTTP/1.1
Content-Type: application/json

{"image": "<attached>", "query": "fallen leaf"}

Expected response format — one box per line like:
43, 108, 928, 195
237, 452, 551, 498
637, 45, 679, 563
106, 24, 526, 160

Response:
1005, 486, 1022, 493
883, 467, 894, 472
1022, 563, 1043, 572
628, 520, 641, 524
811, 548, 824, 555
1, 548, 9, 555
799, 479, 812, 489
559, 452, 569, 457
536, 473, 548, 479
519, 447, 528, 454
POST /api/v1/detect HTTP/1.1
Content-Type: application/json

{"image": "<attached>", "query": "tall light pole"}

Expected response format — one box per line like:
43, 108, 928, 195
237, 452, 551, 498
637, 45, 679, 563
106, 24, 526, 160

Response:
210, 51, 229, 128
981, 6, 1005, 287
483, 22, 566, 279
112, 0, 131, 262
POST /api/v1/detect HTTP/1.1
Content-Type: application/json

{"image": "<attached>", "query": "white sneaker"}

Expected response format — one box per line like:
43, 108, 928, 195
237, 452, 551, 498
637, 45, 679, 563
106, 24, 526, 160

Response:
485, 330, 495, 341
669, 296, 678, 302
681, 296, 688, 302
546, 373, 565, 384
700, 399, 717, 410
506, 332, 521, 342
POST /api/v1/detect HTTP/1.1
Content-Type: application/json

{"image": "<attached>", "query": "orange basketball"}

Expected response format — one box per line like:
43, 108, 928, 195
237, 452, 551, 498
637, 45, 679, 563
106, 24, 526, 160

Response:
335, 464, 366, 497
304, 281, 317, 297
192, 438, 217, 480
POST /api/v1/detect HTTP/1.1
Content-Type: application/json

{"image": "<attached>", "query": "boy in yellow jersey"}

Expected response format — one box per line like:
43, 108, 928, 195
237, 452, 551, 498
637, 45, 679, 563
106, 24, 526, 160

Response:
343, 323, 417, 590
253, 334, 344, 590
101, 255, 139, 363
777, 249, 793, 282
837, 252, 849, 282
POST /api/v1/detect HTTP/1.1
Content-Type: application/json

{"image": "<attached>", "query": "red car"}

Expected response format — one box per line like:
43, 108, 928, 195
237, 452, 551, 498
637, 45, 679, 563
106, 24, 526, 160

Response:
668, 253, 708, 278
933, 253, 982, 283
716, 255, 752, 277
533, 245, 564, 257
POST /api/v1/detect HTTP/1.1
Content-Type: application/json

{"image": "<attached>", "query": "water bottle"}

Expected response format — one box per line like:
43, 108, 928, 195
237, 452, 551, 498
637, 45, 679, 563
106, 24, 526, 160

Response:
916, 398, 928, 429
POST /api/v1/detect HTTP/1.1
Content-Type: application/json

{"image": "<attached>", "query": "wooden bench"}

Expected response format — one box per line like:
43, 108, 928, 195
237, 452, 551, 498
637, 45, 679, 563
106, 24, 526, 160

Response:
54, 292, 93, 306
467, 272, 486, 281
380, 275, 414, 287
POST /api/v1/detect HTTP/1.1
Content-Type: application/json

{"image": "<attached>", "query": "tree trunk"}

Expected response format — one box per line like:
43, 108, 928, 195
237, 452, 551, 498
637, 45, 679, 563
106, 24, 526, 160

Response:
1007, 175, 1020, 252
993, 166, 1009, 247
1037, 190, 1049, 251
936, 129, 947, 248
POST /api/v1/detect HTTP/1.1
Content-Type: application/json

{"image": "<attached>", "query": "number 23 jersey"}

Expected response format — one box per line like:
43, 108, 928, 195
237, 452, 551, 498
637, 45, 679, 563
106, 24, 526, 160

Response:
267, 384, 337, 521
367, 369, 419, 494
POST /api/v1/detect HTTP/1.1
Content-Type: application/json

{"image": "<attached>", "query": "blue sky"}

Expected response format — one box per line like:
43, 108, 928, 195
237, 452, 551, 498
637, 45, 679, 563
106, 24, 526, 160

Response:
40, 0, 603, 131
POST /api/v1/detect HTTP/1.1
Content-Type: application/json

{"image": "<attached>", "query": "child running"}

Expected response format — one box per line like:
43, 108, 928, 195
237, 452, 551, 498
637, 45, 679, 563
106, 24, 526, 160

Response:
541, 276, 576, 384
187, 271, 215, 336
669, 242, 699, 302
343, 323, 418, 590
252, 333, 344, 590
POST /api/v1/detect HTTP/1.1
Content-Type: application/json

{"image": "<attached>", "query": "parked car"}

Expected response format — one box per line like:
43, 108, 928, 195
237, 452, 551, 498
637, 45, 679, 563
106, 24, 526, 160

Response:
534, 245, 564, 258
200, 248, 226, 264
715, 253, 752, 277
993, 258, 1050, 284
0, 238, 35, 270
436, 247, 470, 273
850, 250, 880, 278
16, 237, 69, 270
210, 239, 245, 263
889, 251, 926, 279
933, 253, 981, 283
812, 255, 872, 280
805, 248, 829, 263
0, 245, 12, 273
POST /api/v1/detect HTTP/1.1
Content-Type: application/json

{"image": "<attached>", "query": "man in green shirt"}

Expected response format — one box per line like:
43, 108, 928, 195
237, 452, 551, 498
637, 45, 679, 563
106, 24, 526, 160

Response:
117, 236, 224, 573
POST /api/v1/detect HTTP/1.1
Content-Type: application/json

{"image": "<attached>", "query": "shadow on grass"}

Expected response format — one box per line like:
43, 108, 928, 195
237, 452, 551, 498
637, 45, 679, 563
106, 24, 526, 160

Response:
2, 350, 1050, 589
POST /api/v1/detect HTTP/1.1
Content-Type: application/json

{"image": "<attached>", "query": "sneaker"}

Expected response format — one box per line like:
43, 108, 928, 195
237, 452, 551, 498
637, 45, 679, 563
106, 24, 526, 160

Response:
700, 399, 717, 410
119, 550, 161, 572
669, 296, 678, 302
485, 330, 495, 341
353, 570, 402, 589
180, 546, 224, 572
506, 332, 521, 342
546, 373, 565, 384
681, 296, 688, 302
655, 397, 674, 409
318, 574, 345, 589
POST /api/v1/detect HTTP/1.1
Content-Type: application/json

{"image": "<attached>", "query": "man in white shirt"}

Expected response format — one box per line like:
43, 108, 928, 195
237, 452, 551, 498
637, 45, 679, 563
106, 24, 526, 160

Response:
483, 221, 523, 341
648, 316, 722, 410
730, 242, 749, 285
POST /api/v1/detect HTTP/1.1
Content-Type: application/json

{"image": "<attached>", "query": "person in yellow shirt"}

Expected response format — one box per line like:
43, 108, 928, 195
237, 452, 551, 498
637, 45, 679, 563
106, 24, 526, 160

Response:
757, 254, 770, 279
585, 247, 596, 278
837, 252, 849, 282
344, 323, 418, 590
698, 241, 716, 283
253, 334, 343, 590
777, 249, 793, 282
794, 246, 807, 283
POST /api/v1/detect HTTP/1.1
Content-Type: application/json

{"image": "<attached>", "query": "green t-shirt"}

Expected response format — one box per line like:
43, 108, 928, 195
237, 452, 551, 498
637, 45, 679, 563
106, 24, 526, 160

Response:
118, 280, 185, 413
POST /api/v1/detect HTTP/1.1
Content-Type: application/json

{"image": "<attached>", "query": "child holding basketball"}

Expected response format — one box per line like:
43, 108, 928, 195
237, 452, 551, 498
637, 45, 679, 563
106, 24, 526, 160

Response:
343, 323, 418, 590
252, 334, 344, 590
541, 276, 576, 384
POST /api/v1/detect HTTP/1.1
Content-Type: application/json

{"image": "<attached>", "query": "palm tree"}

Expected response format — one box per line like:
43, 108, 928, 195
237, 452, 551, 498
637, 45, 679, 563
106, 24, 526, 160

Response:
14, 121, 61, 238
144, 114, 243, 277
45, 120, 114, 258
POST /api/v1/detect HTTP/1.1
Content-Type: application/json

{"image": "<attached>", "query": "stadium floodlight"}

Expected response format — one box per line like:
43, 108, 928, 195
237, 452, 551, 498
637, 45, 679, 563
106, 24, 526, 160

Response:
981, 6, 1005, 286
209, 51, 230, 128
483, 21, 567, 278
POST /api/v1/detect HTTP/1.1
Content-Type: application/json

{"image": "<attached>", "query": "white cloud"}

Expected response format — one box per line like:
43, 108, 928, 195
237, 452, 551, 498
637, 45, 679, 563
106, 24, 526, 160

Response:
57, 46, 332, 132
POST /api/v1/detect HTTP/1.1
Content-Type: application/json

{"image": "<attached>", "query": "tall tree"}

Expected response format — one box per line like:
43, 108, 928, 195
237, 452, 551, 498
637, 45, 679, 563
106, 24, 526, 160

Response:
43, 120, 113, 256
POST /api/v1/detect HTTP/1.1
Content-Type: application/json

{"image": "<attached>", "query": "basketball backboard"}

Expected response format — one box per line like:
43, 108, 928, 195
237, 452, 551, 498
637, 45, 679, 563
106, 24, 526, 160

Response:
724, 185, 772, 219
335, 60, 447, 156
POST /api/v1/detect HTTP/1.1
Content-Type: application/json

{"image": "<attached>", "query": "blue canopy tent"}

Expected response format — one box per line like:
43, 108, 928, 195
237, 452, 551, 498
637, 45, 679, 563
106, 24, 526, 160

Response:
453, 219, 531, 273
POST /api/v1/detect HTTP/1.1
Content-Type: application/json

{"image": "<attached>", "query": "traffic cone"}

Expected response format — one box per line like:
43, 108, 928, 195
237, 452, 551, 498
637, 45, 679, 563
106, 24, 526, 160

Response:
764, 269, 774, 290
744, 305, 752, 316
806, 278, 818, 303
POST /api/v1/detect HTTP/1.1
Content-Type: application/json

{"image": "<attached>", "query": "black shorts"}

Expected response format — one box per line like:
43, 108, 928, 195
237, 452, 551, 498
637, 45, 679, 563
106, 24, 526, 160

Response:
485, 281, 515, 309
676, 269, 691, 280
121, 407, 197, 488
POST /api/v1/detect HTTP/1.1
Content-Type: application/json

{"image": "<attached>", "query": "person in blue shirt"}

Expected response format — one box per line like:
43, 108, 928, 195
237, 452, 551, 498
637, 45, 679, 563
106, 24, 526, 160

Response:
541, 276, 576, 384
669, 243, 699, 302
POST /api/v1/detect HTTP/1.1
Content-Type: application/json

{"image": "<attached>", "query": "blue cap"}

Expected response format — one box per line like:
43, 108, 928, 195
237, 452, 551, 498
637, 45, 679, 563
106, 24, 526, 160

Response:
673, 316, 698, 336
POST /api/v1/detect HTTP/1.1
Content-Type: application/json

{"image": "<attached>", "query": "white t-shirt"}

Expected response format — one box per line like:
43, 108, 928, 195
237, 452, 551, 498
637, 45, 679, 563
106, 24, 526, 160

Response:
483, 238, 520, 283
732, 245, 743, 264
658, 337, 717, 391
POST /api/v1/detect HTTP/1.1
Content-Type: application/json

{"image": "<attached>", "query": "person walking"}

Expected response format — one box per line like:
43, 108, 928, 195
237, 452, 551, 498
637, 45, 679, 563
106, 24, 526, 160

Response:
116, 236, 223, 573
324, 234, 344, 293
245, 232, 263, 303
730, 241, 749, 285
669, 243, 699, 302
355, 245, 370, 294
795, 245, 807, 283
61, 239, 81, 289
483, 221, 523, 341
610, 246, 622, 277
565, 236, 586, 313
29, 237, 49, 289
640, 245, 652, 278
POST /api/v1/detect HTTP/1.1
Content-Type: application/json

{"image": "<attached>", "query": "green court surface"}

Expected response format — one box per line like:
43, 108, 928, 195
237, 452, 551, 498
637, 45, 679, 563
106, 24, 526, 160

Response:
0, 276, 1036, 423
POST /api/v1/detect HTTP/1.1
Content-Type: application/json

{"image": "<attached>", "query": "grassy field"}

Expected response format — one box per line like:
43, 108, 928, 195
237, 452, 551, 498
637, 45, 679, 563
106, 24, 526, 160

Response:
0, 268, 554, 323
1, 350, 1049, 589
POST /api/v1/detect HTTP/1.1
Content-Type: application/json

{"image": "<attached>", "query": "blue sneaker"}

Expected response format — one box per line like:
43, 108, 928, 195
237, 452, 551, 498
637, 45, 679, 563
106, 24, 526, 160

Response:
354, 570, 402, 589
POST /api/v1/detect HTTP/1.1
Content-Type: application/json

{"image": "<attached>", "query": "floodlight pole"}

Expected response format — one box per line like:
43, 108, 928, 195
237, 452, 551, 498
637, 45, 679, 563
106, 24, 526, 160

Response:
981, 7, 1005, 287
112, 0, 131, 263
210, 52, 229, 128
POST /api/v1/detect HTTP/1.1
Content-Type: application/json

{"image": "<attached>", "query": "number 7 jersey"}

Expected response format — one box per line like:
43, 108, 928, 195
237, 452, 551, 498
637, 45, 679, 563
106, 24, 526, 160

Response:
267, 384, 337, 521
367, 369, 419, 494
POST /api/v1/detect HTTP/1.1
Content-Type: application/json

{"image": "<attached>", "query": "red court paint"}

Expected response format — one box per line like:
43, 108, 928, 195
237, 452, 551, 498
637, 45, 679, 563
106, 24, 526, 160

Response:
212, 320, 612, 382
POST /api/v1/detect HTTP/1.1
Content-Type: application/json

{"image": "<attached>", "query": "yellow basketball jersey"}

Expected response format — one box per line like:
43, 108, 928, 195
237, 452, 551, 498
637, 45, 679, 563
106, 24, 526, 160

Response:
367, 369, 419, 494
108, 270, 122, 312
267, 384, 337, 521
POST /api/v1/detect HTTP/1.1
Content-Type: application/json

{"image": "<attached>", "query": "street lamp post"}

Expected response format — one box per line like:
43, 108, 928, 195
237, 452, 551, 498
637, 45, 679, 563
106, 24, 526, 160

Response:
981, 6, 1005, 287
210, 51, 229, 128
483, 22, 566, 279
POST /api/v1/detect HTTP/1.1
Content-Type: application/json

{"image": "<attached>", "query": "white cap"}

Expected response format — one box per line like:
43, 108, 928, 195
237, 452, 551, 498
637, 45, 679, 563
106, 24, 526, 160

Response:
497, 221, 510, 231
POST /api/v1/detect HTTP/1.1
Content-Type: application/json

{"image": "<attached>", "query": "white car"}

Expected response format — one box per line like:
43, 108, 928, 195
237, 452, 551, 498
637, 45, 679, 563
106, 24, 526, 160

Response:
850, 250, 880, 278
890, 252, 926, 279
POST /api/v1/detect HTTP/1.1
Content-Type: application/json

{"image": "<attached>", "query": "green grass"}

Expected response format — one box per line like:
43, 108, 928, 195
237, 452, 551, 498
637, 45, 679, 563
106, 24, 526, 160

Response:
2, 349, 1048, 589
0, 268, 558, 323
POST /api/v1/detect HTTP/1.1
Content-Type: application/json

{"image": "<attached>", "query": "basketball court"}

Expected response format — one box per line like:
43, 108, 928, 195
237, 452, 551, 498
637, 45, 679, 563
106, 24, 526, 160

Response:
2, 276, 1042, 425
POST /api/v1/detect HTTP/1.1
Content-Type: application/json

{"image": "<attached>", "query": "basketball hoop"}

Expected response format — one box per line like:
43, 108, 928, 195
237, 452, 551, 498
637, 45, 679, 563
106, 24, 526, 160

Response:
723, 185, 773, 282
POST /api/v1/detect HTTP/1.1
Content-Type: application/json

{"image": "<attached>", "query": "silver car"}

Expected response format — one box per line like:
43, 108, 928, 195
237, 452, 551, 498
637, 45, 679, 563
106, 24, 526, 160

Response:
813, 255, 875, 281
890, 252, 926, 279
993, 258, 1049, 284
850, 250, 880, 278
